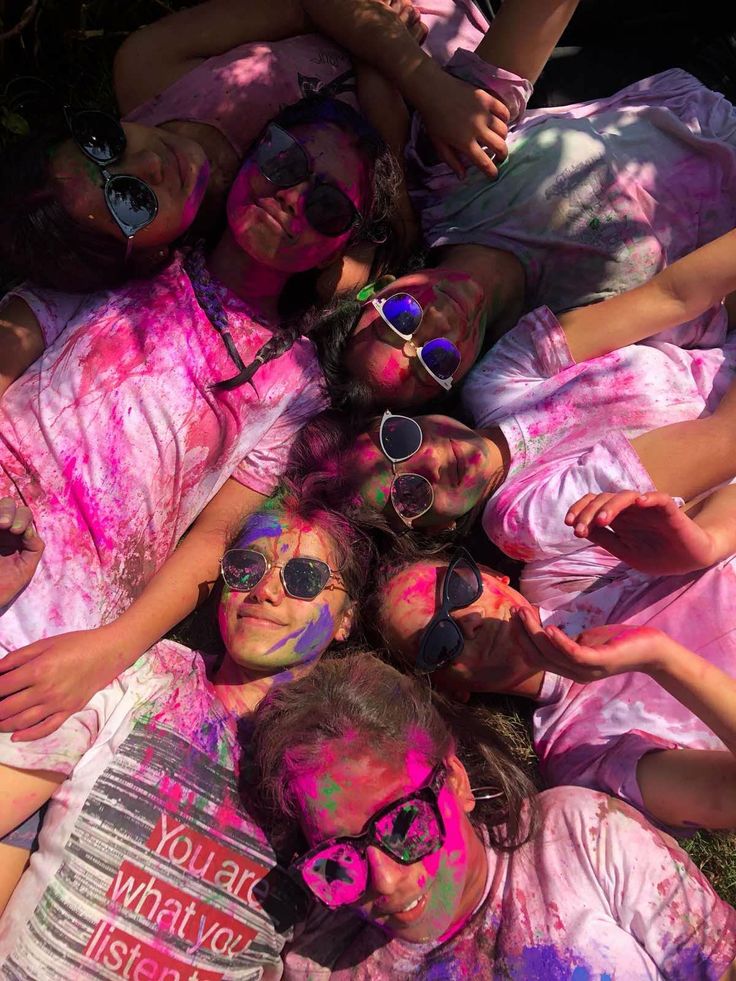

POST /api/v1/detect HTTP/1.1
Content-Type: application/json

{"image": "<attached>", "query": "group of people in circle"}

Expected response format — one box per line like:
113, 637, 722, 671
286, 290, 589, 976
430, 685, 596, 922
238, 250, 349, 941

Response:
1, 0, 736, 976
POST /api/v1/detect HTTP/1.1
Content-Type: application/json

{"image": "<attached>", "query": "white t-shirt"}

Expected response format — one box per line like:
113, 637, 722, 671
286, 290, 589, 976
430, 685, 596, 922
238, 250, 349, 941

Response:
0, 255, 326, 652
0, 642, 305, 980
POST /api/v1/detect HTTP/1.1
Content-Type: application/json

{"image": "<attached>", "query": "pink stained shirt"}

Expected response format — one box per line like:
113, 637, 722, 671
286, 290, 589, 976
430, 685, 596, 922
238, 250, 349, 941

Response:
409, 54, 736, 326
0, 255, 326, 654
284, 787, 736, 979
462, 304, 735, 584
124, 4, 489, 160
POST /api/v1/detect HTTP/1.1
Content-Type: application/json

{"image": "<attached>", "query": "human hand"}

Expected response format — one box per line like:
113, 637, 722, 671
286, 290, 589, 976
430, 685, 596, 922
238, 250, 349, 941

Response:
564, 490, 719, 575
408, 62, 510, 180
379, 0, 428, 44
0, 497, 44, 606
516, 608, 667, 682
0, 626, 127, 740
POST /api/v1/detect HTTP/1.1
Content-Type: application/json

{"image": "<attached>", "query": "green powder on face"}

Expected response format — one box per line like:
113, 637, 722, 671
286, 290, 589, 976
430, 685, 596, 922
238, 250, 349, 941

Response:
318, 776, 343, 815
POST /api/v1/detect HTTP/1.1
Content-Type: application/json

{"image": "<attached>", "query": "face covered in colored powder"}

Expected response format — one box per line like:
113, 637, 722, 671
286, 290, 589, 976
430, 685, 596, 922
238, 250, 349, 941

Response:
52, 122, 210, 248
344, 271, 487, 408
380, 559, 541, 697
348, 414, 499, 531
218, 511, 354, 674
292, 744, 488, 943
226, 121, 369, 274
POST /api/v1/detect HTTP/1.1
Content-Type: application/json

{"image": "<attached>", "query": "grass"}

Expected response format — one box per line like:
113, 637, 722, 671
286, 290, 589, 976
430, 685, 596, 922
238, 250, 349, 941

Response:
3, 0, 736, 912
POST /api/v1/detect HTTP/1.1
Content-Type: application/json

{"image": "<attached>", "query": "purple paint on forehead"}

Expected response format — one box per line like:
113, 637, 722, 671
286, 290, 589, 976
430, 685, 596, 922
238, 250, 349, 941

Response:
236, 511, 283, 546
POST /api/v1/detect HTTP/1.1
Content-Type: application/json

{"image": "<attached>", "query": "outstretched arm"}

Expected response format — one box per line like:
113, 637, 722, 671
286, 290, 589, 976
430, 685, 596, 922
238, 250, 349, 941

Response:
476, 0, 580, 84
559, 227, 736, 363
517, 612, 736, 829
0, 477, 263, 741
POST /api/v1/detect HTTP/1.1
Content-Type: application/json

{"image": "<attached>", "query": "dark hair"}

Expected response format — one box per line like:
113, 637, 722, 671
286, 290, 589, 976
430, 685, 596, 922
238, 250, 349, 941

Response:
0, 120, 175, 292
251, 651, 537, 851
232, 477, 375, 613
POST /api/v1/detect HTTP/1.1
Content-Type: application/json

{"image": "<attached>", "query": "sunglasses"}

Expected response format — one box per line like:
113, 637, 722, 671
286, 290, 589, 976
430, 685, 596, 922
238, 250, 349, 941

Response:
64, 107, 159, 258
291, 762, 447, 908
254, 123, 362, 238
371, 293, 461, 391
220, 547, 345, 601
378, 410, 434, 527
416, 547, 482, 674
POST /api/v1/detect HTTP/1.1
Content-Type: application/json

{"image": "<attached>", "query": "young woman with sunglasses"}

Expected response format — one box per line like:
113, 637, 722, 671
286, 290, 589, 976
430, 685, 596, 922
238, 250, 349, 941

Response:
295, 227, 736, 556
0, 488, 369, 976
368, 477, 736, 835
250, 652, 736, 978
0, 92, 400, 746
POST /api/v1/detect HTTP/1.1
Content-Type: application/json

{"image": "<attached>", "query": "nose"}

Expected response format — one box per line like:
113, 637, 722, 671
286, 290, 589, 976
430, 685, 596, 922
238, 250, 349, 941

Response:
410, 448, 441, 484
274, 180, 310, 217
457, 609, 484, 640
121, 147, 165, 186
366, 845, 405, 898
249, 566, 284, 605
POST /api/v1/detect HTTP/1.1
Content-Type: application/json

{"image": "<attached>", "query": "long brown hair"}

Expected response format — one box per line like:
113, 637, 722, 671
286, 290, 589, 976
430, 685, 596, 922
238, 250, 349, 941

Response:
251, 650, 537, 851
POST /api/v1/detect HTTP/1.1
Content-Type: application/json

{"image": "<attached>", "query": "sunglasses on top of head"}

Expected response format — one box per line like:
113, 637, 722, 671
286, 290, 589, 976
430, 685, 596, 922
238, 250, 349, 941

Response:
63, 107, 159, 259
370, 292, 461, 391
291, 761, 447, 908
220, 547, 346, 601
254, 123, 362, 238
415, 547, 483, 674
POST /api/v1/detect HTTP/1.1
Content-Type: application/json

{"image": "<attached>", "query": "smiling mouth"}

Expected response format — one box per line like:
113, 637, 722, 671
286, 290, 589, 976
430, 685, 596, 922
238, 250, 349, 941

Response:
449, 439, 465, 487
236, 610, 287, 627
381, 892, 429, 926
257, 202, 296, 240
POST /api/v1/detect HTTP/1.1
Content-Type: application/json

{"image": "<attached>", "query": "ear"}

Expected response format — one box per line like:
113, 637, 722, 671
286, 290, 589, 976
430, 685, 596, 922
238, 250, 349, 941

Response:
333, 600, 356, 643
446, 753, 475, 813
492, 573, 510, 585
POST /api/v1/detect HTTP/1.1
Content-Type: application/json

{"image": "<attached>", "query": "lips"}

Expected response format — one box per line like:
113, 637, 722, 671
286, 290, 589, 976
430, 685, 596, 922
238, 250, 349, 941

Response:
382, 892, 429, 925
258, 201, 296, 240
449, 439, 465, 487
236, 608, 287, 627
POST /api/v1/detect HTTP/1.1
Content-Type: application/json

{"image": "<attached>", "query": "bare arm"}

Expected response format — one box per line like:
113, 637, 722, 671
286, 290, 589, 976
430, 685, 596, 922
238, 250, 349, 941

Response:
0, 297, 45, 398
476, 0, 580, 84
0, 478, 264, 740
559, 228, 736, 364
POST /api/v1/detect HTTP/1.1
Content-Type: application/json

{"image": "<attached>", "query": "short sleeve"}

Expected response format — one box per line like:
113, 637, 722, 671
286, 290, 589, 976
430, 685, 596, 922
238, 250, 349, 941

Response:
231, 363, 327, 496
4, 284, 100, 349
463, 306, 574, 430
483, 430, 656, 561
588, 794, 736, 977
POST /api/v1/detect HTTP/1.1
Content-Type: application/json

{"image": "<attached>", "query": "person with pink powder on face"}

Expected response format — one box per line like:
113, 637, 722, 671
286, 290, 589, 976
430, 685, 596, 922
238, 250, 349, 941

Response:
0, 92, 399, 748
0, 492, 372, 977
249, 653, 736, 979
368, 470, 736, 836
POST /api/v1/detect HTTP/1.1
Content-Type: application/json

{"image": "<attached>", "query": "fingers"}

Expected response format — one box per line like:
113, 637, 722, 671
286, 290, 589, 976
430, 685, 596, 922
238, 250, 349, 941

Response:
565, 491, 643, 538
432, 138, 466, 180
11, 712, 69, 742
0, 497, 35, 536
0, 645, 48, 694
0, 701, 51, 733
465, 143, 499, 181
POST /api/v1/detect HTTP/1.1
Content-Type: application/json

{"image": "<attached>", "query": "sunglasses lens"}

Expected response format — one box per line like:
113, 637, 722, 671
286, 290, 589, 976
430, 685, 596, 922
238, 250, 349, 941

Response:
69, 110, 126, 163
282, 557, 331, 599
105, 176, 158, 234
420, 337, 461, 381
417, 618, 464, 673
299, 842, 367, 908
380, 414, 422, 462
305, 183, 356, 237
391, 473, 433, 521
446, 558, 482, 609
374, 798, 443, 863
380, 294, 422, 337
255, 124, 308, 187
221, 549, 267, 590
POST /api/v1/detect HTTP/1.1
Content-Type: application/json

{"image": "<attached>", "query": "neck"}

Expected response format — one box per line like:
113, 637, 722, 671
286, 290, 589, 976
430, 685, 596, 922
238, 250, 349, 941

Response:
212, 654, 310, 716
207, 228, 290, 322
434, 244, 525, 347
478, 426, 511, 497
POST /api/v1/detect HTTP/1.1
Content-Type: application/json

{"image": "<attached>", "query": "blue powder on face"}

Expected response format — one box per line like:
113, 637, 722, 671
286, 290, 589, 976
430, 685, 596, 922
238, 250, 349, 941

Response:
265, 603, 335, 663
235, 511, 283, 546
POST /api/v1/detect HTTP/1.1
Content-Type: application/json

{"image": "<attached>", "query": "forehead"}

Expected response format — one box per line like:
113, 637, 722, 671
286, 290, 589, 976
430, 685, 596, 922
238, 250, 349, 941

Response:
235, 512, 336, 561
295, 745, 433, 840
382, 563, 444, 647
290, 121, 366, 189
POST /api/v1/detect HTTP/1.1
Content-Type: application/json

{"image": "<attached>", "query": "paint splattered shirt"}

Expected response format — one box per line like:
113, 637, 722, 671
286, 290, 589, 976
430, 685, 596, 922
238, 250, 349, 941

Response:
285, 787, 736, 980
530, 553, 736, 827
409, 56, 736, 321
462, 305, 736, 585
124, 3, 489, 160
0, 255, 326, 653
0, 641, 305, 980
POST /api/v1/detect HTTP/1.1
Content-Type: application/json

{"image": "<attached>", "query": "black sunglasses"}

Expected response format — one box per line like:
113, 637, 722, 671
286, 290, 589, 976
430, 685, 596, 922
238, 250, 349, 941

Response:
254, 123, 362, 238
220, 547, 345, 601
377, 410, 435, 527
291, 762, 447, 908
416, 547, 482, 674
64, 107, 159, 257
